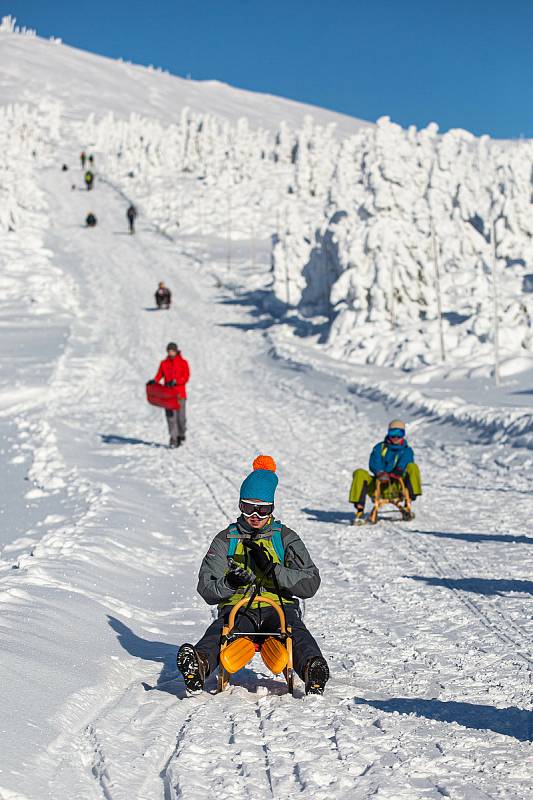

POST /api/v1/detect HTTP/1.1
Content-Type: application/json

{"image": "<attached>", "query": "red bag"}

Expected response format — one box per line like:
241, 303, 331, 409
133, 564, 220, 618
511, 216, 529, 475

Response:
146, 383, 181, 410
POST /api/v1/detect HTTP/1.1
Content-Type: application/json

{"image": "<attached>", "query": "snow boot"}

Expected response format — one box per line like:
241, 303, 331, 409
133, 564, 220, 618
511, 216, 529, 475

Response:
304, 656, 329, 695
351, 505, 364, 525
177, 644, 208, 692
169, 437, 180, 449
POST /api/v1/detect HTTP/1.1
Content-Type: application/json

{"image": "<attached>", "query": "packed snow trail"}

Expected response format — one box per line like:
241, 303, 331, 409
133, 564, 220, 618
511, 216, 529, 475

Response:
0, 154, 531, 800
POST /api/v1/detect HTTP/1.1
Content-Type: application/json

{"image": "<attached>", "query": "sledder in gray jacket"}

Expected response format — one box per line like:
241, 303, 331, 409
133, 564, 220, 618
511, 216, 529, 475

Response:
197, 518, 320, 606
177, 455, 330, 695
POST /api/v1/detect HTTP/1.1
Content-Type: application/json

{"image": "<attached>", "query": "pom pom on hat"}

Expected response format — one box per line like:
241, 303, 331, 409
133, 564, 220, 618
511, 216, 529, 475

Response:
240, 456, 278, 502
252, 454, 276, 472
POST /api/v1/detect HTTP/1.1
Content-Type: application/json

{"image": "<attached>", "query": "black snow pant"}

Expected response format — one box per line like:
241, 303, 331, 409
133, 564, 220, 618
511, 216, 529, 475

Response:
128, 216, 135, 233
195, 603, 325, 680
165, 399, 186, 441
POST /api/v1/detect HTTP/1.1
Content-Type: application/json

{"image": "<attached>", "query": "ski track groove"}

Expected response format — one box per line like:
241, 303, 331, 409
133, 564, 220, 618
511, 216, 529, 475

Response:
253, 704, 275, 798
85, 724, 114, 800
392, 524, 532, 668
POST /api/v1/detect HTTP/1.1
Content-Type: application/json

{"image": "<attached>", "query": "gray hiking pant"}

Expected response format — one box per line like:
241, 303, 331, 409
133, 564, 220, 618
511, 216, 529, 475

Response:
195, 603, 325, 679
165, 399, 186, 441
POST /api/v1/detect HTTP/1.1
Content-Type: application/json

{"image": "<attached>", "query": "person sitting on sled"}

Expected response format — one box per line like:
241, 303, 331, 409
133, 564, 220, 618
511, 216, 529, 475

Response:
349, 419, 422, 522
176, 456, 330, 695
155, 281, 171, 309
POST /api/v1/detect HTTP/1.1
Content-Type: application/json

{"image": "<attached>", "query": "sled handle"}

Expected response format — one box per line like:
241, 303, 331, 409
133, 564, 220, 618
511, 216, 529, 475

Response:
227, 595, 287, 634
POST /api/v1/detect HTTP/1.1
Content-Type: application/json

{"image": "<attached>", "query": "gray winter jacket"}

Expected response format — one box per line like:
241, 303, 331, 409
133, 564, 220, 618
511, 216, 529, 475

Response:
197, 517, 321, 606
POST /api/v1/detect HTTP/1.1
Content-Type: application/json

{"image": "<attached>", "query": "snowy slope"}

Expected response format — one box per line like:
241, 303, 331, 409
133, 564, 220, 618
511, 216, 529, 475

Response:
0, 25, 532, 800
0, 23, 370, 135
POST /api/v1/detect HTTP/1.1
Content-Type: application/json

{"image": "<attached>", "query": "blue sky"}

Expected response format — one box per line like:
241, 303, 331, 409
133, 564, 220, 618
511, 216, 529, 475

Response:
8, 0, 533, 138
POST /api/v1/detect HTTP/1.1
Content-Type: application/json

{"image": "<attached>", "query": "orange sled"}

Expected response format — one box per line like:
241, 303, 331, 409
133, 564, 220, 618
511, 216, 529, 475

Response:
218, 595, 294, 695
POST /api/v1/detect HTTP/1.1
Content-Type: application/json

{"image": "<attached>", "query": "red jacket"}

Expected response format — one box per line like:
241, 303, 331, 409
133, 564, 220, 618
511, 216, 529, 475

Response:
154, 354, 190, 398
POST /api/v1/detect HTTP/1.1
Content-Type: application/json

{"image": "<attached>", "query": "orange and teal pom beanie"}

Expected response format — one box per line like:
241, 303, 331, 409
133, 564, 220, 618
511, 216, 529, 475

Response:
240, 455, 278, 502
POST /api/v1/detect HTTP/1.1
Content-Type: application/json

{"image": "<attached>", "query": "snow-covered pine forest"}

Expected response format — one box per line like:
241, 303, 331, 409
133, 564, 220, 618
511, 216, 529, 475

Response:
69, 108, 533, 375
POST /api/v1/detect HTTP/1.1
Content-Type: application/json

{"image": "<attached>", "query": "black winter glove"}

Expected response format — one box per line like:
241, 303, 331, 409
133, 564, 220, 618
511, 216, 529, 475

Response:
166, 379, 177, 387
226, 566, 254, 589
243, 538, 273, 574
146, 379, 156, 386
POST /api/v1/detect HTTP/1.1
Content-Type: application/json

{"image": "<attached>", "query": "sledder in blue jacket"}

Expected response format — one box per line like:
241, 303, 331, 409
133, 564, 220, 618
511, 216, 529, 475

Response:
349, 420, 422, 519
369, 439, 414, 476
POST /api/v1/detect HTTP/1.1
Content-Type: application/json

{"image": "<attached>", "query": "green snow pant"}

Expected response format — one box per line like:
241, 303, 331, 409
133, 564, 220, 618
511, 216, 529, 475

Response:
349, 463, 422, 506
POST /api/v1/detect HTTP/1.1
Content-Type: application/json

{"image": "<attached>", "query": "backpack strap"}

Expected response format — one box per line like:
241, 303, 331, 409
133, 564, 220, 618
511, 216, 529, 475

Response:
227, 523, 240, 558
270, 520, 285, 563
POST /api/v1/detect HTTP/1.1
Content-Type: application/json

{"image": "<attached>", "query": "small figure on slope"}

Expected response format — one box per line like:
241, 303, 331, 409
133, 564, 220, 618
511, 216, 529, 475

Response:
80, 151, 86, 168
176, 456, 330, 695
84, 170, 94, 191
349, 419, 422, 523
155, 281, 171, 309
85, 212, 97, 227
126, 204, 137, 234
147, 342, 189, 448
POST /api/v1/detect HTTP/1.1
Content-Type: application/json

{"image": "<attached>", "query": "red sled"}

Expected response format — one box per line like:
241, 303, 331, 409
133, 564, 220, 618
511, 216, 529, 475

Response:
146, 383, 181, 411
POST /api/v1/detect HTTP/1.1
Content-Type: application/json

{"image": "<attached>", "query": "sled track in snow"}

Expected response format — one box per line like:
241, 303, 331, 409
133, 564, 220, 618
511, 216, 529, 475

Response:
390, 523, 532, 668
84, 724, 114, 800
162, 700, 277, 800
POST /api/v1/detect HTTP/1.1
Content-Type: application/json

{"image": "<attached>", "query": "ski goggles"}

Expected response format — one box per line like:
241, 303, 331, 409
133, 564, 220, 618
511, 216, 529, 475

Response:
239, 500, 274, 519
388, 429, 405, 439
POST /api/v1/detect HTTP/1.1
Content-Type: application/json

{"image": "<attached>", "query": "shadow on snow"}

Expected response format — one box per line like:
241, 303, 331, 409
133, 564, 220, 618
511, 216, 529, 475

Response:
302, 507, 354, 525
108, 616, 293, 697
354, 696, 533, 742
100, 434, 167, 449
406, 575, 533, 596
108, 615, 186, 697
216, 289, 330, 340
411, 528, 533, 546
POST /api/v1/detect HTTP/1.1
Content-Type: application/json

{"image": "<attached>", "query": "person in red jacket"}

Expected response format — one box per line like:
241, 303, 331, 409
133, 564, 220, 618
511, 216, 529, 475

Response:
151, 342, 190, 448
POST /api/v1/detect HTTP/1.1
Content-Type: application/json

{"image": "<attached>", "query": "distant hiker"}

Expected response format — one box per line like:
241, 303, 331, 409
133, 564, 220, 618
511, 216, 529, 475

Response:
148, 342, 189, 448
127, 204, 137, 234
61, 164, 68, 172
349, 419, 422, 522
155, 282, 171, 309
88, 154, 94, 166
80, 151, 86, 168
176, 455, 330, 695
84, 170, 94, 191
85, 213, 97, 227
